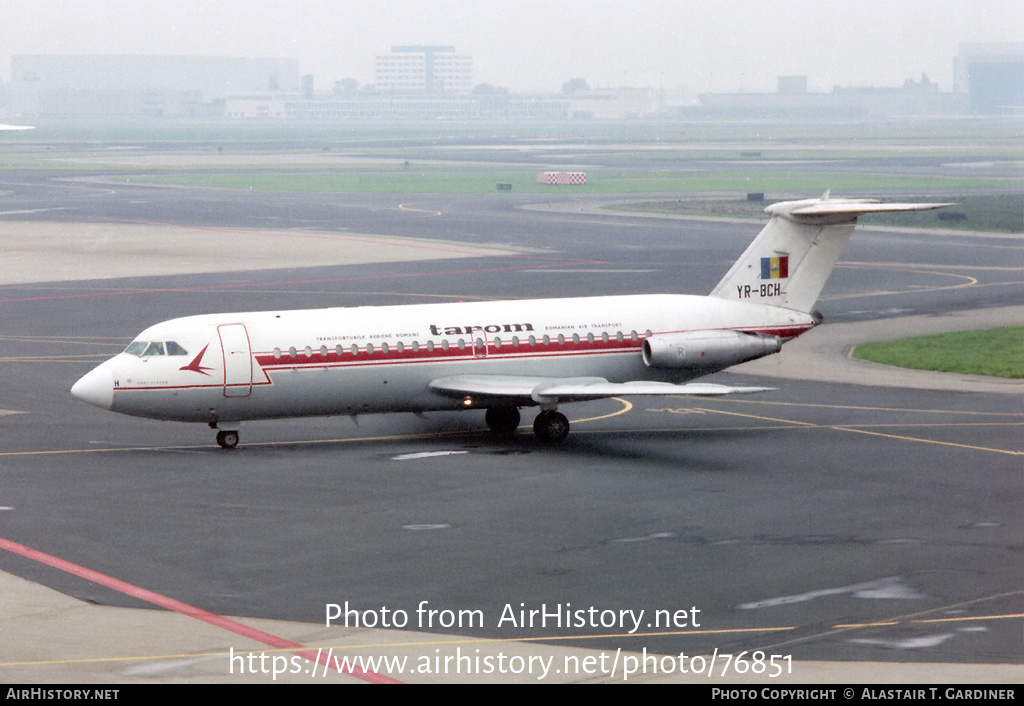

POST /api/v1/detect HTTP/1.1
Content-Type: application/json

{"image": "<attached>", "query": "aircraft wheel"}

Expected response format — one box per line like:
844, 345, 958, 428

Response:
216, 430, 239, 449
485, 406, 520, 434
533, 410, 569, 443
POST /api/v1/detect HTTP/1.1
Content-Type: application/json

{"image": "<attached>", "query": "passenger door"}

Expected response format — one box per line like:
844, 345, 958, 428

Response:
218, 324, 253, 398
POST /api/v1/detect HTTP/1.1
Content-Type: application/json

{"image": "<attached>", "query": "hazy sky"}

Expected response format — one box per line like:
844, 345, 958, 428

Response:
3, 0, 1021, 94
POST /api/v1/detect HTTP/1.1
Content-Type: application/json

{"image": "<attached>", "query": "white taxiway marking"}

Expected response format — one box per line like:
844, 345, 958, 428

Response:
0, 208, 64, 216
392, 450, 469, 460
610, 532, 676, 543
124, 655, 222, 676
849, 634, 957, 650
737, 576, 926, 609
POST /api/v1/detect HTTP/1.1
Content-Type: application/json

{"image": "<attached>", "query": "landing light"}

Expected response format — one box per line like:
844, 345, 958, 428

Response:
462, 396, 474, 407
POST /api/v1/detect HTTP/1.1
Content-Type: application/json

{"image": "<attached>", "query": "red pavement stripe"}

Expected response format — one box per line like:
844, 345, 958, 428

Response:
0, 536, 400, 684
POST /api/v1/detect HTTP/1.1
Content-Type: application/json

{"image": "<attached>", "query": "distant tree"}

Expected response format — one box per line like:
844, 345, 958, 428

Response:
562, 77, 589, 95
472, 83, 509, 95
333, 78, 359, 95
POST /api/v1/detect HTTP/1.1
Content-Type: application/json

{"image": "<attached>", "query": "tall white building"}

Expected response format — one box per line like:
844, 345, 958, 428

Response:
375, 46, 472, 94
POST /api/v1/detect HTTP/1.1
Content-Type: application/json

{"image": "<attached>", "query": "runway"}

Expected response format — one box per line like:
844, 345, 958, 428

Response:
0, 169, 1020, 682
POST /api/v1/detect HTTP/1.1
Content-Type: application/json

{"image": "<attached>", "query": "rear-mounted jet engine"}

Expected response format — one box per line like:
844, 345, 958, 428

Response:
641, 330, 782, 373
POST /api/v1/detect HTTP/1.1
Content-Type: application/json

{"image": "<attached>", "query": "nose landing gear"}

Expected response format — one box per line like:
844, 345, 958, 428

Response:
216, 429, 239, 449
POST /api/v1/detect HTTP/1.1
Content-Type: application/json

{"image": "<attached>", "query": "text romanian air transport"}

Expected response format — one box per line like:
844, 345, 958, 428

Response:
71, 195, 949, 447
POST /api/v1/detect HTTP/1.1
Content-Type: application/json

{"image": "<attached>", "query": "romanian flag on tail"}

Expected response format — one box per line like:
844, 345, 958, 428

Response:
761, 256, 789, 280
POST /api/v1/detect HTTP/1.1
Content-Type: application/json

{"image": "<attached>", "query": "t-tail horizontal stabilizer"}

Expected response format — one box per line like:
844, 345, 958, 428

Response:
711, 194, 954, 314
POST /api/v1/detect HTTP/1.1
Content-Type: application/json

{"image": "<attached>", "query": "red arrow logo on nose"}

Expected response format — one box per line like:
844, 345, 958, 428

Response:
180, 344, 214, 376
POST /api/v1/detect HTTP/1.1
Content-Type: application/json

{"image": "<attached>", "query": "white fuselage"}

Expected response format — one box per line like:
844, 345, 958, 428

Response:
73, 294, 814, 426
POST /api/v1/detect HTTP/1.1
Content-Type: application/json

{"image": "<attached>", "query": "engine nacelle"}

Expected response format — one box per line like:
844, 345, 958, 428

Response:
641, 330, 782, 372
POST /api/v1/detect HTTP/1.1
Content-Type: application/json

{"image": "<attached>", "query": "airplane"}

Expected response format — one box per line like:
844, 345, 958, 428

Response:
71, 194, 951, 448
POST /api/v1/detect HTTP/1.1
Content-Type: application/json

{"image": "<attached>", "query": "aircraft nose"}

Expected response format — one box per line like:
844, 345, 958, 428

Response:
71, 365, 114, 410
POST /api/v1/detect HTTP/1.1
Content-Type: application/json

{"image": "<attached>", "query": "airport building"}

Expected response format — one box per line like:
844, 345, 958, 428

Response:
10, 55, 300, 118
954, 43, 1024, 113
14, 43, 1018, 121
696, 74, 966, 119
566, 87, 666, 120
695, 44, 1024, 119
375, 46, 473, 94
225, 86, 665, 121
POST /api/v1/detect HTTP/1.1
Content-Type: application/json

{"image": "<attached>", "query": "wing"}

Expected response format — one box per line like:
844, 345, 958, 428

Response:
428, 375, 773, 406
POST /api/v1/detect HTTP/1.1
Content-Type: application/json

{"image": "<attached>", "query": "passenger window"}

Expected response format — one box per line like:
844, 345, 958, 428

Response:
143, 342, 165, 356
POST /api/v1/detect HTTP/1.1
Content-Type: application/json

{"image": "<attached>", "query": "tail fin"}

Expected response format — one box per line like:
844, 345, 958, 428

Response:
710, 194, 954, 314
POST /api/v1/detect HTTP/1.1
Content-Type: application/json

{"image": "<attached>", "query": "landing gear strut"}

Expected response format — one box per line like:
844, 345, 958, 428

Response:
533, 410, 570, 443
485, 406, 521, 434
216, 429, 239, 449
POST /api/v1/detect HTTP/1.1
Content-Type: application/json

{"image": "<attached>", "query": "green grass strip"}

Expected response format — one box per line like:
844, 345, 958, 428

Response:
851, 326, 1024, 378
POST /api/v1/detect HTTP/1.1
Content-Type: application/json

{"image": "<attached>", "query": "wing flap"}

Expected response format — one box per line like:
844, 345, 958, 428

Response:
428, 375, 773, 406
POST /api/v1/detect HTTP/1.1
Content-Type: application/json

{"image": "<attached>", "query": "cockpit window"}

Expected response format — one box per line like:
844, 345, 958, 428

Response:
124, 341, 189, 357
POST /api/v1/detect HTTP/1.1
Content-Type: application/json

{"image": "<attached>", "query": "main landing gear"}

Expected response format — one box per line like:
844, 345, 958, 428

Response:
485, 401, 569, 440
485, 406, 521, 434
533, 410, 570, 443
485, 406, 569, 442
